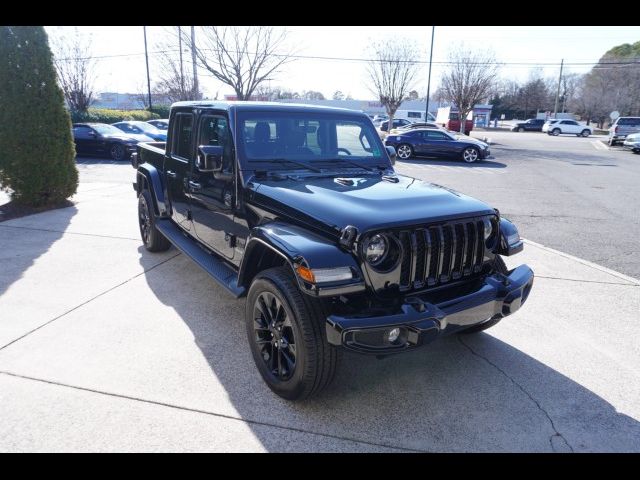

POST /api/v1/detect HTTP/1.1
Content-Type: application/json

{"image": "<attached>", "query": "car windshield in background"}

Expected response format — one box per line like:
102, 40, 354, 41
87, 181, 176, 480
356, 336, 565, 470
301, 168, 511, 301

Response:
131, 122, 158, 132
93, 124, 124, 135
237, 111, 386, 166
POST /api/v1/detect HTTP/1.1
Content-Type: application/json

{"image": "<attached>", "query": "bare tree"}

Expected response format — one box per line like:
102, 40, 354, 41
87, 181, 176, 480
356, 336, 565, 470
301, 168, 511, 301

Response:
154, 48, 201, 103
366, 40, 419, 134
183, 26, 294, 101
50, 28, 96, 114
440, 45, 500, 133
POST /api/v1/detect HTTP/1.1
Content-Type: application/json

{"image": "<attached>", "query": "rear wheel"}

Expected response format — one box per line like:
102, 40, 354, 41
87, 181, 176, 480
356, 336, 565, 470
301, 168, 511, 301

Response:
608, 138, 617, 146
518, 127, 524, 132
246, 266, 337, 401
551, 128, 561, 136
396, 143, 413, 160
462, 147, 480, 163
459, 256, 508, 334
138, 190, 171, 252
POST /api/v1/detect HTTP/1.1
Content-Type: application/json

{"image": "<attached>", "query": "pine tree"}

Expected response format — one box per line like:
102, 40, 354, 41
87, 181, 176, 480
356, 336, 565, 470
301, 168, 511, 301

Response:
0, 26, 78, 206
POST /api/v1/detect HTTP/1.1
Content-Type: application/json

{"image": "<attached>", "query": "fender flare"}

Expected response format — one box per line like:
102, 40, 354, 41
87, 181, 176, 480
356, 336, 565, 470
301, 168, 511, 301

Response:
238, 221, 365, 296
136, 164, 168, 218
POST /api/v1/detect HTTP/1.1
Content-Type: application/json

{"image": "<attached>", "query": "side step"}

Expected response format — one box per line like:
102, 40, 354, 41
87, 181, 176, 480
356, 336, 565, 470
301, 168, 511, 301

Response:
155, 219, 246, 298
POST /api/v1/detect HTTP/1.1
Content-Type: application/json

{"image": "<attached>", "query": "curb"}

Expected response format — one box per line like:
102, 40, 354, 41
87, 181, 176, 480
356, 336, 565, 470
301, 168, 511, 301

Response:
523, 239, 640, 286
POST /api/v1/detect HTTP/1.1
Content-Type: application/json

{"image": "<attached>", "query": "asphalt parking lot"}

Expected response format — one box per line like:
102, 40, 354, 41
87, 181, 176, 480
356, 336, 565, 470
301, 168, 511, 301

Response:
395, 130, 640, 279
0, 138, 639, 452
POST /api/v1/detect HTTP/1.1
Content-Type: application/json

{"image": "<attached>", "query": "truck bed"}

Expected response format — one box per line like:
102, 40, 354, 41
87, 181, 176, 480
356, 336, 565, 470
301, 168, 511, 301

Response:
137, 141, 166, 169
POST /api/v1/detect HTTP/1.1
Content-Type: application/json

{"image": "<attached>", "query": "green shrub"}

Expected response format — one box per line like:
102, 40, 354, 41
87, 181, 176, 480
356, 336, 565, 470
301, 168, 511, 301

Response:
71, 108, 160, 124
0, 26, 78, 207
149, 105, 171, 118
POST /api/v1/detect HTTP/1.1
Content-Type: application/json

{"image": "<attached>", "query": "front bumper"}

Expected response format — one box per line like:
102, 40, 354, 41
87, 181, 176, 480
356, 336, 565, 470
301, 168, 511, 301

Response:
326, 264, 534, 354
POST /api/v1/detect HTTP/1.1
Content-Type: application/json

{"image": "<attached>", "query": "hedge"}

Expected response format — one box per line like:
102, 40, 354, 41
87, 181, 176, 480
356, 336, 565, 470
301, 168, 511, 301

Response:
71, 108, 161, 124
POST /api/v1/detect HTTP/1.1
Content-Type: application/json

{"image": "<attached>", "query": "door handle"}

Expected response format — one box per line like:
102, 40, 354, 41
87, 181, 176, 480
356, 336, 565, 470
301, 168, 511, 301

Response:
166, 170, 177, 178
188, 180, 202, 191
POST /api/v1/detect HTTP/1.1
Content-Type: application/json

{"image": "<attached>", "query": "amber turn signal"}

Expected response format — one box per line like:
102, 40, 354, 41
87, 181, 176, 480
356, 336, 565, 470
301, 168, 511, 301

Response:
296, 265, 315, 283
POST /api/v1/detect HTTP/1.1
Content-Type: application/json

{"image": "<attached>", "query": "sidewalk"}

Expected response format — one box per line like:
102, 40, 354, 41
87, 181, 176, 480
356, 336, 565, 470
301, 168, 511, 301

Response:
0, 183, 638, 452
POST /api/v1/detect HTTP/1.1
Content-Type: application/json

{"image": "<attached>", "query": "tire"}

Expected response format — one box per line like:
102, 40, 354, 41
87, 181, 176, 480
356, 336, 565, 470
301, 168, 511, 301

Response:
518, 127, 524, 132
459, 256, 509, 334
138, 189, 171, 252
608, 138, 617, 147
245, 266, 338, 401
462, 146, 480, 163
581, 129, 590, 137
110, 143, 126, 161
396, 143, 413, 160
551, 128, 561, 136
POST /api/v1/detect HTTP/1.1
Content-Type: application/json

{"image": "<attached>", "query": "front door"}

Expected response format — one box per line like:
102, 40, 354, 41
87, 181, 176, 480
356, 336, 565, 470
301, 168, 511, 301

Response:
165, 112, 194, 231
190, 113, 237, 260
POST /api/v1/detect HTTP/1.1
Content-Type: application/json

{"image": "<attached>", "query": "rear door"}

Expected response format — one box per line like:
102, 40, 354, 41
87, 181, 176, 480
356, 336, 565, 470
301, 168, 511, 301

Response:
73, 125, 94, 155
190, 112, 237, 260
165, 111, 194, 231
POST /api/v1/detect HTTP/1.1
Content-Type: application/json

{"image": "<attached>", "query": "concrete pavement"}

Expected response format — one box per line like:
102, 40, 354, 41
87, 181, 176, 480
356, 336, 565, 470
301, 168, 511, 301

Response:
0, 170, 639, 452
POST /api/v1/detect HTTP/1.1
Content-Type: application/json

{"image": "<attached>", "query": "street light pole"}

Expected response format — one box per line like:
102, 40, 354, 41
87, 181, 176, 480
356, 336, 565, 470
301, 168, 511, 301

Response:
425, 26, 435, 122
143, 26, 152, 111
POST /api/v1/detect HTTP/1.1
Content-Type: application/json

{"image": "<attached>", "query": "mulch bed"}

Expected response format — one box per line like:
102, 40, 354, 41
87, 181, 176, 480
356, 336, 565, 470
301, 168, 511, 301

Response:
0, 199, 75, 223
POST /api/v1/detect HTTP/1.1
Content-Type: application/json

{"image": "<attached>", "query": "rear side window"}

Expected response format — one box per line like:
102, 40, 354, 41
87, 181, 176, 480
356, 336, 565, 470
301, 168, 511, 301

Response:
618, 118, 640, 126
172, 113, 193, 159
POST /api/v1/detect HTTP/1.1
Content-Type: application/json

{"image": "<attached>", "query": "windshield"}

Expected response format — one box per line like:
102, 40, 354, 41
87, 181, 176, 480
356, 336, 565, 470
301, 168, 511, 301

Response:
237, 111, 387, 167
93, 124, 124, 135
131, 121, 158, 132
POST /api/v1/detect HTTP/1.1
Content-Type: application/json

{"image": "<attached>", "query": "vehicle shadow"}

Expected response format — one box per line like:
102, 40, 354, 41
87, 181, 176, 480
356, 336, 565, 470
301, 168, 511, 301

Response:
398, 158, 507, 169
138, 250, 640, 452
0, 205, 77, 298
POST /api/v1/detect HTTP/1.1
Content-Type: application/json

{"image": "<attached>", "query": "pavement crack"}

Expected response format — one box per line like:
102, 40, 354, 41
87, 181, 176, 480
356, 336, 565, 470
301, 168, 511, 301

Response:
535, 275, 638, 287
0, 370, 424, 453
457, 336, 574, 453
0, 224, 140, 242
0, 253, 181, 352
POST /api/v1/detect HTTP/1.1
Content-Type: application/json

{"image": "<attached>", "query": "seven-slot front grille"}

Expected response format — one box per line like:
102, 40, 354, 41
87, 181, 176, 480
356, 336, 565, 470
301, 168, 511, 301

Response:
395, 218, 489, 291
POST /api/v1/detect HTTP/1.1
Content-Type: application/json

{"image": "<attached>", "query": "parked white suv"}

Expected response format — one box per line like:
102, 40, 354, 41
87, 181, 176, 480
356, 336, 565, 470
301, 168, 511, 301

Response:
545, 120, 593, 137
541, 119, 560, 133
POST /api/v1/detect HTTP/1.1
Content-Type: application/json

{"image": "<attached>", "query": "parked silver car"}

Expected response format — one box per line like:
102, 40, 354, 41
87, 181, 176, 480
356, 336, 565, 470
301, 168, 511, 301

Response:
608, 117, 640, 146
623, 132, 640, 153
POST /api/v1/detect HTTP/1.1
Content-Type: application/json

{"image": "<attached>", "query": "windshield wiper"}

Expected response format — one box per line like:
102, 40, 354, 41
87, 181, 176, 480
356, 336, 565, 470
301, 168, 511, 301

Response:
319, 158, 383, 172
257, 158, 322, 173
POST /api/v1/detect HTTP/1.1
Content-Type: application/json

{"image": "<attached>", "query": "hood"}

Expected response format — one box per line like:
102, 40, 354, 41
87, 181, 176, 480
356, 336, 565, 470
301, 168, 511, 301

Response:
252, 173, 495, 234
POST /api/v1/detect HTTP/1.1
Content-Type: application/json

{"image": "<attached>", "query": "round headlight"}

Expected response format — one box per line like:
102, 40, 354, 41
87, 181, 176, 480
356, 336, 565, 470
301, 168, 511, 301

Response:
364, 234, 388, 265
483, 218, 493, 240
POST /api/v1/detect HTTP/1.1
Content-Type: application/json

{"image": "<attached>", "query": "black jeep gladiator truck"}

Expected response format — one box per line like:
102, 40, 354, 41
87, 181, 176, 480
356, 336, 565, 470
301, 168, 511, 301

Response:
132, 101, 534, 400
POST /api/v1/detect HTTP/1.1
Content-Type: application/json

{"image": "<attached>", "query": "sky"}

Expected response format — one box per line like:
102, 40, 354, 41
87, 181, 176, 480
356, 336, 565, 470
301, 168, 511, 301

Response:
44, 26, 640, 100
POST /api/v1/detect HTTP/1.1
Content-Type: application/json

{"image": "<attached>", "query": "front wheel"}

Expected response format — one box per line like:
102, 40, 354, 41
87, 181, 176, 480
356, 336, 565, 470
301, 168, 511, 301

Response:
396, 143, 413, 160
551, 128, 561, 136
581, 129, 590, 137
246, 266, 337, 401
462, 147, 480, 163
459, 256, 509, 334
110, 143, 126, 161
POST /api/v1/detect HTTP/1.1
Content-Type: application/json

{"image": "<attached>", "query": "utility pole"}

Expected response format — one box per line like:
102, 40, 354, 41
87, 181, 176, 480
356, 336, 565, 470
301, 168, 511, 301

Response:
143, 26, 152, 111
191, 26, 199, 100
178, 26, 185, 100
425, 26, 435, 122
553, 59, 564, 119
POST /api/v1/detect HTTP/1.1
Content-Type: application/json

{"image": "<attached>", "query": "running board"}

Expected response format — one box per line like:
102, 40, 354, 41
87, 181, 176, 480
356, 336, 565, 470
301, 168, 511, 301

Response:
155, 219, 245, 298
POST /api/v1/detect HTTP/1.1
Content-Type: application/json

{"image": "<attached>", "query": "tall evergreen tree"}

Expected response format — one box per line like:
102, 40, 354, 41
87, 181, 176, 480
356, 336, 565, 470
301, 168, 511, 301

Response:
0, 26, 78, 206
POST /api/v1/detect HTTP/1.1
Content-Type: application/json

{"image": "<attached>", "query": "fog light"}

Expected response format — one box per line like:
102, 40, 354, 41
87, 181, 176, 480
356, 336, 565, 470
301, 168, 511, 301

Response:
387, 327, 401, 343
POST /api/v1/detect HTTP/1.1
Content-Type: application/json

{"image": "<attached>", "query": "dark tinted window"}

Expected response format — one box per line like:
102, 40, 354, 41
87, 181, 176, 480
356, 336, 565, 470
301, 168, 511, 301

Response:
172, 113, 193, 159
618, 118, 640, 126
198, 115, 233, 173
425, 130, 448, 140
73, 126, 94, 138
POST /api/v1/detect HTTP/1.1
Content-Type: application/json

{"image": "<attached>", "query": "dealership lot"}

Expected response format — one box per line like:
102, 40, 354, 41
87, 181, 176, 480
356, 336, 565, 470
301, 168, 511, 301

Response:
0, 134, 639, 452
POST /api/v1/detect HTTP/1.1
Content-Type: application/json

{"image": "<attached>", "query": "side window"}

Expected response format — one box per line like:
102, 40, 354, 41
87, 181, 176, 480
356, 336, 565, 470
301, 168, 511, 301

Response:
172, 113, 193, 159
198, 115, 234, 173
73, 126, 93, 138
426, 130, 447, 140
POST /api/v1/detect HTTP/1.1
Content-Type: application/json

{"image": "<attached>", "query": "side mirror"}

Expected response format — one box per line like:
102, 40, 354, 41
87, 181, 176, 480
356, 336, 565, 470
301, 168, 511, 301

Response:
196, 145, 224, 172
385, 145, 397, 162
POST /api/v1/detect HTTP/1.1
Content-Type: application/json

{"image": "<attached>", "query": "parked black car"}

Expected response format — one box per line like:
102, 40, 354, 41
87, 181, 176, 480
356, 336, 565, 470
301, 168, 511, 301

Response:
384, 128, 490, 163
379, 118, 413, 131
132, 101, 533, 400
72, 123, 154, 160
511, 119, 546, 132
112, 120, 167, 141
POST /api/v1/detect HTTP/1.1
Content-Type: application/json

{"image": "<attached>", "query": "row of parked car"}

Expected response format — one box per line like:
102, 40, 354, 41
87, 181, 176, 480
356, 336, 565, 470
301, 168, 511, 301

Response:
510, 115, 640, 152
71, 119, 169, 160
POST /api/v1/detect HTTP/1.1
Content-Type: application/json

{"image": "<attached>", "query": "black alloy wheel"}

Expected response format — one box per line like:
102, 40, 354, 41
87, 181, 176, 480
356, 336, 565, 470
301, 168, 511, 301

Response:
110, 143, 126, 160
